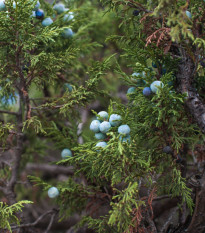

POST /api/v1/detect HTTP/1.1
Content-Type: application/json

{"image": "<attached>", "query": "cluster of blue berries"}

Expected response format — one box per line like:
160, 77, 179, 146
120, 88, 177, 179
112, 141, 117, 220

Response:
90, 111, 131, 149
34, 2, 74, 38
127, 66, 165, 97
0, 1, 74, 39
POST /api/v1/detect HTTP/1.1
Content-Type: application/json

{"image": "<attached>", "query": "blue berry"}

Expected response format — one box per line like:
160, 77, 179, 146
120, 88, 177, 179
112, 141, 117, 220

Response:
62, 28, 74, 38
53, 3, 65, 14
42, 17, 53, 27
127, 87, 136, 94
162, 146, 172, 154
90, 120, 101, 133
33, 1, 40, 11
99, 121, 111, 133
118, 125, 130, 135
131, 73, 146, 86
186, 10, 192, 19
109, 114, 122, 127
95, 141, 107, 148
30, 11, 36, 18
132, 72, 140, 78
95, 132, 106, 140
48, 187, 59, 198
143, 87, 152, 96
0, 0, 6, 11
150, 81, 164, 93
152, 62, 158, 68
63, 12, 74, 22
64, 83, 73, 92
132, 71, 146, 78
61, 148, 72, 159
133, 10, 140, 16
97, 111, 109, 121
119, 134, 131, 143
35, 9, 44, 19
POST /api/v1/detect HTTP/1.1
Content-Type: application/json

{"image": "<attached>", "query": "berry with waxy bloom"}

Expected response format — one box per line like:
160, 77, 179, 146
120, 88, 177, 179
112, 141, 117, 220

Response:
61, 148, 72, 159
150, 80, 164, 93
62, 28, 74, 38
95, 141, 107, 148
97, 111, 109, 121
53, 3, 65, 14
48, 187, 59, 198
119, 134, 131, 143
186, 10, 192, 19
127, 87, 136, 94
109, 114, 122, 127
118, 125, 130, 135
42, 17, 53, 27
90, 120, 101, 133
99, 121, 111, 133
63, 12, 74, 22
95, 132, 106, 140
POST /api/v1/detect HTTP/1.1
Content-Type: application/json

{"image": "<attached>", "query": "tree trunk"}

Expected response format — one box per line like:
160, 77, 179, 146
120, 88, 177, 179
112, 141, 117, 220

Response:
186, 172, 205, 233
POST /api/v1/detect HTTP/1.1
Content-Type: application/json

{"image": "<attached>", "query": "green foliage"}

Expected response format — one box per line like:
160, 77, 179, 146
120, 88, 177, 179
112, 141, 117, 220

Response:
0, 200, 33, 232
0, 123, 14, 148
0, 0, 204, 232
23, 116, 47, 135
168, 168, 194, 213
108, 182, 144, 231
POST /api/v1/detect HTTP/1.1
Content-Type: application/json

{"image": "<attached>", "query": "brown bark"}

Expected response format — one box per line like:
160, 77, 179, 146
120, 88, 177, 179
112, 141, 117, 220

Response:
176, 48, 205, 133
186, 172, 205, 233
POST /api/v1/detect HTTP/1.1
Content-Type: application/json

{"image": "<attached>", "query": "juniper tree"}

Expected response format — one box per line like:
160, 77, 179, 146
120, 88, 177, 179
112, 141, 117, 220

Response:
0, 0, 205, 233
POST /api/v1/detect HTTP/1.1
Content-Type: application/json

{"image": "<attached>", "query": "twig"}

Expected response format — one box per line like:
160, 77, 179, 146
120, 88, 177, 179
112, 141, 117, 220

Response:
25, 163, 74, 175
145, 27, 171, 47
11, 209, 58, 229
44, 211, 58, 233
0, 109, 19, 116
153, 194, 172, 201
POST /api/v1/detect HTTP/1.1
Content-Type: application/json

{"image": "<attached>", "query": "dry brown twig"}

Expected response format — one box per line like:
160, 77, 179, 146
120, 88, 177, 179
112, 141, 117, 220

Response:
145, 27, 171, 47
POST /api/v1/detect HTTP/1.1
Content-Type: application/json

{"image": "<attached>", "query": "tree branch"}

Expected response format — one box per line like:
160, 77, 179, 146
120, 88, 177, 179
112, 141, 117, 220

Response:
0, 109, 19, 116
11, 209, 58, 229
44, 211, 57, 233
25, 163, 74, 175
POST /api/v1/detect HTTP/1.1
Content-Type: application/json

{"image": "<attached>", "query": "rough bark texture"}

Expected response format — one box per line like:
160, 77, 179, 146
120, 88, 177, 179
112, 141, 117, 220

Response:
174, 47, 205, 233
186, 172, 205, 233
176, 49, 205, 133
